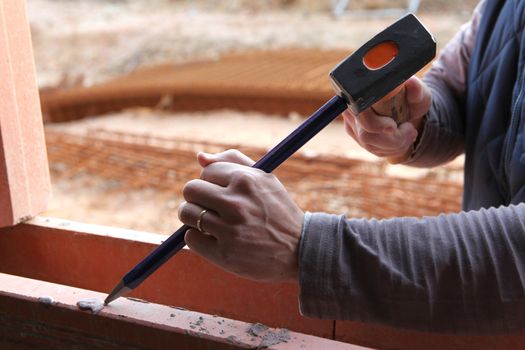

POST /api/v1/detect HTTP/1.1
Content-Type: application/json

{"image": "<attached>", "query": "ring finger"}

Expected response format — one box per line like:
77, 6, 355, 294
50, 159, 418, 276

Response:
178, 201, 221, 238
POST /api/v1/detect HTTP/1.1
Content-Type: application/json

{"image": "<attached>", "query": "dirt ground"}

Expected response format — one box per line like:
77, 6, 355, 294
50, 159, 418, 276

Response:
29, 0, 477, 88
30, 0, 473, 233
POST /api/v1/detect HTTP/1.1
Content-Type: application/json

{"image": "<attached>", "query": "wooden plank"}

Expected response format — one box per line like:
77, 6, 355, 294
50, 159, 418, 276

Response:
4, 220, 521, 349
0, 0, 51, 227
0, 217, 334, 339
0, 273, 365, 349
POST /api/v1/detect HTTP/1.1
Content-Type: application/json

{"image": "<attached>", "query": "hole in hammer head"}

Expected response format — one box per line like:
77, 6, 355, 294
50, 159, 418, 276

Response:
362, 40, 399, 70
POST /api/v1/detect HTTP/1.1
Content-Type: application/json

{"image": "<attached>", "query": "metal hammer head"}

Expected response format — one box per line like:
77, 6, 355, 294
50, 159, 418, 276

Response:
330, 13, 436, 115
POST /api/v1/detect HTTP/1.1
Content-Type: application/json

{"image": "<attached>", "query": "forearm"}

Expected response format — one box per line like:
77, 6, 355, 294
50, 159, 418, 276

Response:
299, 204, 525, 333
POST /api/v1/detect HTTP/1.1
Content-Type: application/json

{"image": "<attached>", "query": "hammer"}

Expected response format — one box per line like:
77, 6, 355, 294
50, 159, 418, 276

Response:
105, 13, 436, 305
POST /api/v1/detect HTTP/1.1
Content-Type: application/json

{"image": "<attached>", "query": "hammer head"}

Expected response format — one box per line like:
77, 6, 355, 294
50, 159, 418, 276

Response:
329, 13, 436, 115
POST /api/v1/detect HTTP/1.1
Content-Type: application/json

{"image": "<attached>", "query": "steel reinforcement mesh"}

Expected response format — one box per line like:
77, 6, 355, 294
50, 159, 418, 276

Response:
46, 129, 462, 219
40, 48, 431, 123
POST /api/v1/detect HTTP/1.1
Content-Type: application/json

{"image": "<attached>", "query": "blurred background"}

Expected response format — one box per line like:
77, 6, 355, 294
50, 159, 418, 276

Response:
30, 0, 477, 233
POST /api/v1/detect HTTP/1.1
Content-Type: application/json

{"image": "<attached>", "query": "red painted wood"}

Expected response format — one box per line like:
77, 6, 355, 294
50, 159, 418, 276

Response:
0, 218, 333, 339
0, 273, 364, 349
0, 0, 50, 227
1, 219, 522, 349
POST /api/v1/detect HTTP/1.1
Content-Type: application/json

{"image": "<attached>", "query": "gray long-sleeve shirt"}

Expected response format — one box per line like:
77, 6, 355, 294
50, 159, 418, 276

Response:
298, 1, 525, 333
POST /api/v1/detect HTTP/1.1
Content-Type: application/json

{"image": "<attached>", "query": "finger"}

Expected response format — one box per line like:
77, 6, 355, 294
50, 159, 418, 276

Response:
343, 110, 378, 149
200, 161, 257, 187
342, 111, 358, 139
185, 228, 218, 260
404, 77, 432, 120
344, 120, 357, 140
357, 108, 398, 134
366, 144, 410, 158
359, 122, 417, 151
405, 77, 427, 104
182, 179, 231, 214
178, 201, 221, 237
381, 83, 404, 101
198, 149, 255, 168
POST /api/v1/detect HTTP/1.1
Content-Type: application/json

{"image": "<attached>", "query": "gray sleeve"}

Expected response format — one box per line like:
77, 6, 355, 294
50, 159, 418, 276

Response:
403, 0, 486, 168
298, 204, 525, 333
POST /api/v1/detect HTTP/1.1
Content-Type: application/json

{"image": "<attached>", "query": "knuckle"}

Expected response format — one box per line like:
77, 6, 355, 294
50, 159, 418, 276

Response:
215, 149, 243, 164
225, 149, 253, 166
230, 169, 258, 190
177, 202, 187, 221
200, 164, 213, 179
225, 148, 242, 158
222, 201, 249, 225
182, 179, 200, 199
178, 203, 197, 225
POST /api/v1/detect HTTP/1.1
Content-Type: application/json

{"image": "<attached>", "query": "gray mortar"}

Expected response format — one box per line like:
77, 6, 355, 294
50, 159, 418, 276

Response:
77, 298, 105, 314
247, 323, 268, 337
189, 316, 206, 331
226, 335, 239, 345
246, 323, 291, 350
258, 329, 291, 349
38, 296, 54, 305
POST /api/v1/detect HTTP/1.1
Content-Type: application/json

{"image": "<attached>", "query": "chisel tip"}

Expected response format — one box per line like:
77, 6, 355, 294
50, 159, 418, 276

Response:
104, 280, 131, 305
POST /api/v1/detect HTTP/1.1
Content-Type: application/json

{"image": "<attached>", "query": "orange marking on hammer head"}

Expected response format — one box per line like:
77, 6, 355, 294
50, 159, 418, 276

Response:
363, 40, 399, 70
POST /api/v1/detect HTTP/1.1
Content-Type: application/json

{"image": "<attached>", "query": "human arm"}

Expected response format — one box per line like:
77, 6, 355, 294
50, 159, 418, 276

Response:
299, 204, 525, 333
179, 149, 525, 333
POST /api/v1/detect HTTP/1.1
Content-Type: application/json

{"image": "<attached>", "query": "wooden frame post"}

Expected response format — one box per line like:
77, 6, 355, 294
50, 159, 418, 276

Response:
0, 0, 51, 227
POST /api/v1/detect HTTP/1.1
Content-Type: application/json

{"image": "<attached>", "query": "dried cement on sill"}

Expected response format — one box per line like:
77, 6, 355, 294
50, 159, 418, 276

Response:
189, 316, 209, 333
259, 329, 291, 349
247, 323, 291, 349
247, 323, 268, 337
38, 296, 54, 305
77, 298, 105, 314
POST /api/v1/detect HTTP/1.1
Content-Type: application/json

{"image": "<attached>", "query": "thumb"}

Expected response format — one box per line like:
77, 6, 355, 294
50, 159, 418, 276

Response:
404, 76, 431, 120
198, 149, 255, 168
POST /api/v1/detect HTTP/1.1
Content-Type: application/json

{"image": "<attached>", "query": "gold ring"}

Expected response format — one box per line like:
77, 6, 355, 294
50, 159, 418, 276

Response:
196, 209, 208, 232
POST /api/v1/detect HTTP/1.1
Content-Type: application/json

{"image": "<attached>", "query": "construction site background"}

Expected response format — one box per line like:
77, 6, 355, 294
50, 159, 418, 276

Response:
29, 0, 475, 233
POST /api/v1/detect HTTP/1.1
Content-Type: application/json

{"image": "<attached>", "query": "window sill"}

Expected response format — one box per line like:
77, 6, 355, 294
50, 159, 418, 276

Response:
2, 217, 524, 349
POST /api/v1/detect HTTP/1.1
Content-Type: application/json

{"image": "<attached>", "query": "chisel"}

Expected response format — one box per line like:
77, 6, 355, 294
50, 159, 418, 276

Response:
105, 13, 436, 305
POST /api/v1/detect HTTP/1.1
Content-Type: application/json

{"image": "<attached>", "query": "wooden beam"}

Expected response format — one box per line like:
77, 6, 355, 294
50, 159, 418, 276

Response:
0, 0, 51, 227
0, 217, 334, 339
3, 218, 525, 349
0, 273, 364, 349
